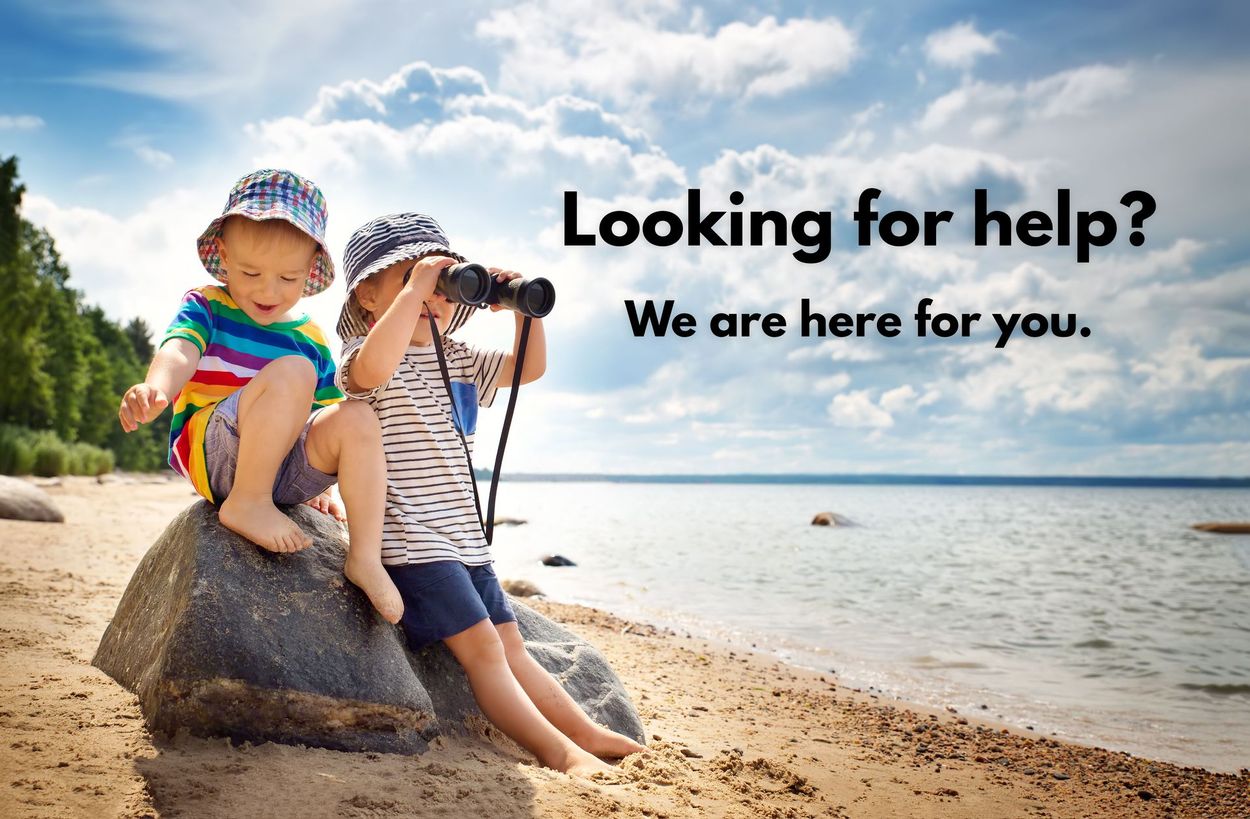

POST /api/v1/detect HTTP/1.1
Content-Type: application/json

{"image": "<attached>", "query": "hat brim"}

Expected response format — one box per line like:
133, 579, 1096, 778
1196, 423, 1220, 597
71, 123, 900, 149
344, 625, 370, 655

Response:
336, 241, 477, 340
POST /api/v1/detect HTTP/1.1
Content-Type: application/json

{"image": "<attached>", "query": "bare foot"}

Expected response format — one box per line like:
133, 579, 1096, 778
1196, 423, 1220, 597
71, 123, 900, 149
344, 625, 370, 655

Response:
575, 726, 649, 759
344, 552, 404, 624
219, 494, 312, 553
561, 748, 617, 779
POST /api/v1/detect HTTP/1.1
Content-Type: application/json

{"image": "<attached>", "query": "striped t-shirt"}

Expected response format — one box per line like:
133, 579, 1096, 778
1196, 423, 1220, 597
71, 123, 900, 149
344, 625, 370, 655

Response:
338, 335, 505, 566
161, 285, 344, 502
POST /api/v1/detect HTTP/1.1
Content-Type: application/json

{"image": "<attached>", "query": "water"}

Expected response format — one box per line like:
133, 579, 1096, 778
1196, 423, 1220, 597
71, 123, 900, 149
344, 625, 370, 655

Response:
488, 481, 1250, 772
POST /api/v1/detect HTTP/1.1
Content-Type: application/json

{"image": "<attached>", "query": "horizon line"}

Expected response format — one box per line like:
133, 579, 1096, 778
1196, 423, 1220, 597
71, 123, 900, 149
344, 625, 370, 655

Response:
475, 471, 1250, 488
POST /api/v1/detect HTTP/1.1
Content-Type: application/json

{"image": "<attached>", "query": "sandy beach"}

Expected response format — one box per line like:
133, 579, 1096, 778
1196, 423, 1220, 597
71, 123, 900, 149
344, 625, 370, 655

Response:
1, 477, 1247, 818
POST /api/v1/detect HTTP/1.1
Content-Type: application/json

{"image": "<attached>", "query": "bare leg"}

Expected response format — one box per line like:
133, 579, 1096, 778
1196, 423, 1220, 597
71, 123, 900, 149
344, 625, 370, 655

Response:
498, 621, 647, 759
218, 356, 315, 553
445, 620, 614, 777
304, 400, 402, 624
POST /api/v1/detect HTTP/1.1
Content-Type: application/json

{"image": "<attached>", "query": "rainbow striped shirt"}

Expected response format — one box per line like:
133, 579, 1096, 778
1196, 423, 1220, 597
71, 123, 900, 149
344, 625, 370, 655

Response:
161, 285, 344, 501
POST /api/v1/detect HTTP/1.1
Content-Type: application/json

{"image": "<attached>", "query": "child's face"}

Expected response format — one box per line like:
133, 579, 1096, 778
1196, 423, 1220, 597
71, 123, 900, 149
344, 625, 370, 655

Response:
216, 232, 314, 325
357, 257, 456, 346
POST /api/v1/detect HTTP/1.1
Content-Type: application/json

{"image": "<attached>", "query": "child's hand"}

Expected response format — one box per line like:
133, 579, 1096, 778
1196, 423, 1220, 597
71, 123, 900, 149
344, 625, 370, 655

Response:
303, 490, 345, 521
403, 255, 457, 298
487, 268, 523, 312
118, 383, 169, 432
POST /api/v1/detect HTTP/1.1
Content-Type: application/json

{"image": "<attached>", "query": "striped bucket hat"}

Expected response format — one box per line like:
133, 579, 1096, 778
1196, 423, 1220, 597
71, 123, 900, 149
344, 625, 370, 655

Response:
337, 213, 476, 340
197, 169, 335, 296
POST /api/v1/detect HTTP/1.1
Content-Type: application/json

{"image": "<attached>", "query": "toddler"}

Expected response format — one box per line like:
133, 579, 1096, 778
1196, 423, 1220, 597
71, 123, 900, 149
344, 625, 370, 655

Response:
337, 213, 645, 776
118, 169, 403, 623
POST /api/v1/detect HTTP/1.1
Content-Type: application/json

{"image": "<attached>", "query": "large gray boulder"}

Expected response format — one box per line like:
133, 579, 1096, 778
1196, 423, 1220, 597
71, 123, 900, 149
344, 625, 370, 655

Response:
92, 502, 644, 754
0, 475, 64, 523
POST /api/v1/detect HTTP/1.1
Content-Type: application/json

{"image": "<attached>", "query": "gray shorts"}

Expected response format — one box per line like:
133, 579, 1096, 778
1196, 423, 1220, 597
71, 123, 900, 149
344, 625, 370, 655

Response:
204, 390, 336, 505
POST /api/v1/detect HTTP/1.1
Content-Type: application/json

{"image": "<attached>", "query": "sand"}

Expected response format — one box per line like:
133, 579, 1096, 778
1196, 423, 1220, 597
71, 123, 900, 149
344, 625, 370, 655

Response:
1, 477, 1247, 818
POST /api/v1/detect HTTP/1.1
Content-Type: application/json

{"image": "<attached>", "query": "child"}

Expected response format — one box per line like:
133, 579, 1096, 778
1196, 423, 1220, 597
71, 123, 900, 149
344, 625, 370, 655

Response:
117, 169, 403, 624
336, 213, 646, 777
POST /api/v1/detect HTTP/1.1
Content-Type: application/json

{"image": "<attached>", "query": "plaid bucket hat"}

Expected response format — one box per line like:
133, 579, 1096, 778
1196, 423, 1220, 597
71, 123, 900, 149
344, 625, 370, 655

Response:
337, 212, 477, 339
197, 169, 335, 296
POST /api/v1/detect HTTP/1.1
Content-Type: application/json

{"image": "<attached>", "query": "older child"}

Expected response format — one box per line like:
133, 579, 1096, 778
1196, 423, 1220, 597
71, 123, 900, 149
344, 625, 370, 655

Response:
117, 169, 403, 624
337, 213, 645, 777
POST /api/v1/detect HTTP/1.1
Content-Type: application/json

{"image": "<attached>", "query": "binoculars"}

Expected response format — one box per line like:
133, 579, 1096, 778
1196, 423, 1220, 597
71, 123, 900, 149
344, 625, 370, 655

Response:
405, 262, 555, 318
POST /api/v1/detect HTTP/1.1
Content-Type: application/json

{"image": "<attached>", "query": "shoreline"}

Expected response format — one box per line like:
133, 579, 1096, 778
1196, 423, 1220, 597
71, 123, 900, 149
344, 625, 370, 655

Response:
2, 476, 1247, 818
534, 591, 1247, 777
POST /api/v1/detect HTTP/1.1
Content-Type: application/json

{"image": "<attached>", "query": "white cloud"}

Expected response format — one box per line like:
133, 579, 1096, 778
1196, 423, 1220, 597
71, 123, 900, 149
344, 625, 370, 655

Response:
924, 22, 1002, 69
248, 64, 685, 199
133, 145, 174, 169
829, 390, 895, 429
920, 64, 1132, 134
879, 384, 918, 413
813, 372, 852, 392
477, 2, 857, 112
0, 115, 44, 130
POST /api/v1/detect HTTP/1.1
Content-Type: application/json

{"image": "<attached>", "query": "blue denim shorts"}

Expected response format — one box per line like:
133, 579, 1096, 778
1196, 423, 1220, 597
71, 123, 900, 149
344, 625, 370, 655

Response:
387, 560, 517, 649
204, 390, 336, 505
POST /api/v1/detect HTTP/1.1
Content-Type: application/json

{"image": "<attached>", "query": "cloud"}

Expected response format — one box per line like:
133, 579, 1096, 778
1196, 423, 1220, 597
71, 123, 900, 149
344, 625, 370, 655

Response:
924, 22, 1002, 69
132, 145, 174, 169
477, 2, 857, 112
0, 115, 45, 130
829, 390, 895, 429
248, 62, 685, 200
919, 64, 1132, 135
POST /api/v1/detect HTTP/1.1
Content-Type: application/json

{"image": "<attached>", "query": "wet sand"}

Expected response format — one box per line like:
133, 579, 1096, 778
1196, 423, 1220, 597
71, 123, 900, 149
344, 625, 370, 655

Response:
1, 477, 1247, 818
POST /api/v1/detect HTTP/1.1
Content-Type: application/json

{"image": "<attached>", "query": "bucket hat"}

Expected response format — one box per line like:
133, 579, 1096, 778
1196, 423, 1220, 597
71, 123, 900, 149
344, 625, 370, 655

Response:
197, 169, 335, 296
337, 212, 476, 340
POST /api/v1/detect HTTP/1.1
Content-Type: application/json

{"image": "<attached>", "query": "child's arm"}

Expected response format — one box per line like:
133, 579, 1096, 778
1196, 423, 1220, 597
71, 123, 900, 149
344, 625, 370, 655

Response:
347, 256, 451, 393
497, 311, 546, 385
489, 269, 547, 386
118, 338, 201, 432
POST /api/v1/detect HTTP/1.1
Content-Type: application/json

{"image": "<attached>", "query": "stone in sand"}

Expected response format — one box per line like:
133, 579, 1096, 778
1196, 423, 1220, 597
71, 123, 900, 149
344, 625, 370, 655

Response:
500, 578, 544, 598
92, 501, 644, 754
0, 475, 65, 523
811, 512, 854, 527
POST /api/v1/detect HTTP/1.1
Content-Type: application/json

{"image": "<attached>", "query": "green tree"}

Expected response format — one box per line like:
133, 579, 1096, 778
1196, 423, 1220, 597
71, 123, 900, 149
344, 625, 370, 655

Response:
0, 160, 53, 427
0, 157, 169, 472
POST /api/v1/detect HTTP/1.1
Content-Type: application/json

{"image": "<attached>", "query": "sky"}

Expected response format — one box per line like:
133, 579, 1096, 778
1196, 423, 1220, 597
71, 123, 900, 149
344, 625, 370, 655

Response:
2, 0, 1248, 476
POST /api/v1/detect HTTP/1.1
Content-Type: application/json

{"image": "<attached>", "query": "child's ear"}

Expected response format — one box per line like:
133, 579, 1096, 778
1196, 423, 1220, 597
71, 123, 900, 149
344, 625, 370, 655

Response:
354, 280, 376, 311
215, 237, 231, 268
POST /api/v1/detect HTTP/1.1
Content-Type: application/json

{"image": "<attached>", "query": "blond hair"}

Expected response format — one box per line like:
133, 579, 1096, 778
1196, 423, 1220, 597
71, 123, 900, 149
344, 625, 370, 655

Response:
221, 215, 317, 258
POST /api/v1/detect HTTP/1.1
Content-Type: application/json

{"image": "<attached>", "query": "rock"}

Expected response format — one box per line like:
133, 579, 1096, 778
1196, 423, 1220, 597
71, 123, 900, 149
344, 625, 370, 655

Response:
30, 477, 62, 488
92, 502, 644, 754
1192, 522, 1250, 534
492, 517, 527, 527
811, 512, 854, 527
0, 476, 64, 523
500, 578, 544, 597
542, 554, 577, 567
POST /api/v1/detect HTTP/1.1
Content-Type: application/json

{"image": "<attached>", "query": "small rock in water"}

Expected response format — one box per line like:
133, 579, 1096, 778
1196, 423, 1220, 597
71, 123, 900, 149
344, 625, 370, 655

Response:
542, 554, 576, 567
811, 512, 854, 527
500, 578, 544, 597
492, 517, 527, 527
1192, 521, 1250, 534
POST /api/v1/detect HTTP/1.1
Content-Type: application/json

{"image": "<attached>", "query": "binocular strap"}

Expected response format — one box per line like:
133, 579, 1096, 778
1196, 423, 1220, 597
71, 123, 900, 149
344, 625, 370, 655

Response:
426, 310, 532, 547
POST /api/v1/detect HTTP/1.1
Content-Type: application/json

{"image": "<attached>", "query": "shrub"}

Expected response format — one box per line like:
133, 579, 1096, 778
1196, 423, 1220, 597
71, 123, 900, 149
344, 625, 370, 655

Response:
0, 424, 36, 475
68, 441, 114, 475
30, 430, 70, 477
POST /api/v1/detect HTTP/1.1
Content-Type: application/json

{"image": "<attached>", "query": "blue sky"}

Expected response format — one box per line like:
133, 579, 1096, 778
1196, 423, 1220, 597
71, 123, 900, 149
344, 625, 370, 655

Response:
2, 0, 1248, 475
